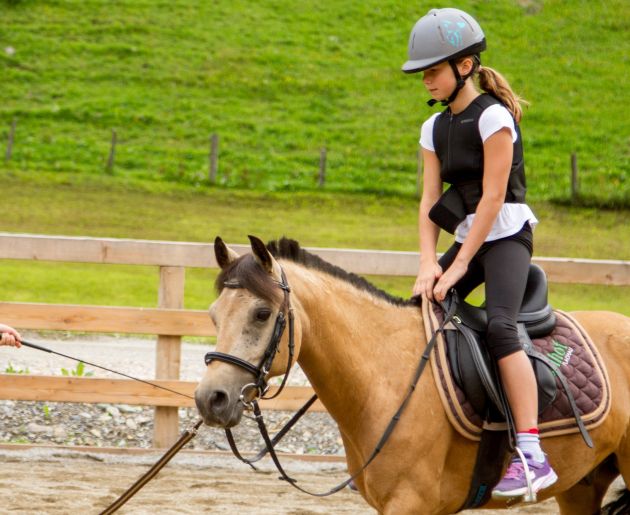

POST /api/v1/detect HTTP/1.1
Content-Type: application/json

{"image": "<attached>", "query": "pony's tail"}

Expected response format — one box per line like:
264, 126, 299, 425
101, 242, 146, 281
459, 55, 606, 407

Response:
601, 486, 630, 515
477, 65, 528, 123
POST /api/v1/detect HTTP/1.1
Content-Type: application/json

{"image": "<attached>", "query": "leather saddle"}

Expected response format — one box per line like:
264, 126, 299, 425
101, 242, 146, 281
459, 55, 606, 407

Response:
443, 264, 558, 420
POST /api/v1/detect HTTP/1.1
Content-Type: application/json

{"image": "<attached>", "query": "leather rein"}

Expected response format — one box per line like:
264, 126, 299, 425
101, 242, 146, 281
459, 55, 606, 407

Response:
102, 267, 456, 510
205, 267, 457, 496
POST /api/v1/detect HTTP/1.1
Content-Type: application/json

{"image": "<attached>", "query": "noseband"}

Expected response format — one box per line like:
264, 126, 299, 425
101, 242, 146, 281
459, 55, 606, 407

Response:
204, 268, 295, 404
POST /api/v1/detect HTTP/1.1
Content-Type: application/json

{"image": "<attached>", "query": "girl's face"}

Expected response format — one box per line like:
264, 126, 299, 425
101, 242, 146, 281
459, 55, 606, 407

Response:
421, 62, 455, 102
421, 58, 473, 102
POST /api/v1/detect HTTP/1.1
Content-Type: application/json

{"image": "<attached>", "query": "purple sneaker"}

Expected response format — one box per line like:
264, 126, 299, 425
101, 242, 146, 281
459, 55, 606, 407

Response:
492, 453, 558, 500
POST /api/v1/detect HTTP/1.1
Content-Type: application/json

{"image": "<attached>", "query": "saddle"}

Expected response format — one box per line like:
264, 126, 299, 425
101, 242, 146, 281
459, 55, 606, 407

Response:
422, 264, 611, 509
423, 264, 611, 442
443, 264, 558, 421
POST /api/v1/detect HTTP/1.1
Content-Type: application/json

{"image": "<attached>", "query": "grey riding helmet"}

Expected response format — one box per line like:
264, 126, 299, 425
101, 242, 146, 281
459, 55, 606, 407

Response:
402, 8, 486, 105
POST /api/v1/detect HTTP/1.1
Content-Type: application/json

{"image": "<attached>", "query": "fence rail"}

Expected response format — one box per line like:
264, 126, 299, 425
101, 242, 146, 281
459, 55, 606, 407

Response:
1, 233, 628, 285
0, 232, 628, 448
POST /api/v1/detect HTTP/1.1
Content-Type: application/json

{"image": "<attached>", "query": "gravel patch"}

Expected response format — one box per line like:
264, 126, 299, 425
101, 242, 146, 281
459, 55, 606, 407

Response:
0, 332, 343, 456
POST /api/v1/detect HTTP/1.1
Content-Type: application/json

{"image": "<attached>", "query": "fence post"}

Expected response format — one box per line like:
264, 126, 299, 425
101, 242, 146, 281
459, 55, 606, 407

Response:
209, 133, 218, 183
318, 146, 327, 187
5, 118, 16, 161
106, 130, 117, 173
571, 152, 579, 201
154, 266, 185, 448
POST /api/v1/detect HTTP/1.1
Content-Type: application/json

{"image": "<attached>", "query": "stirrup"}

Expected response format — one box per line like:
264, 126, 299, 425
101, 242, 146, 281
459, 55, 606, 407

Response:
513, 446, 536, 503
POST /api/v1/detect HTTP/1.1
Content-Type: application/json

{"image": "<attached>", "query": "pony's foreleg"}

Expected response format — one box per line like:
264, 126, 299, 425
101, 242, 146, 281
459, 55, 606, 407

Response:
555, 456, 619, 515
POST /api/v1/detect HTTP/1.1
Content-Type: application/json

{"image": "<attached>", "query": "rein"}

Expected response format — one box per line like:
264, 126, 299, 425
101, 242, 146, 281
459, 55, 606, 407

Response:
210, 267, 458, 496
19, 266, 457, 508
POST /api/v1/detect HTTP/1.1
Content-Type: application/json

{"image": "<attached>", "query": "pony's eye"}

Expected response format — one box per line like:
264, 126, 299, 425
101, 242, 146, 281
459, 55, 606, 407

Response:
255, 308, 272, 322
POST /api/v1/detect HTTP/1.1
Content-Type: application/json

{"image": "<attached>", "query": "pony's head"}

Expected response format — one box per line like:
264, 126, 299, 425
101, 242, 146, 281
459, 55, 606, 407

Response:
194, 235, 302, 427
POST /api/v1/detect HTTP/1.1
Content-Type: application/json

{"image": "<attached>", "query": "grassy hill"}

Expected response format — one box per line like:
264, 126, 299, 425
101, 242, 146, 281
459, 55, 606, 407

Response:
1, 0, 628, 203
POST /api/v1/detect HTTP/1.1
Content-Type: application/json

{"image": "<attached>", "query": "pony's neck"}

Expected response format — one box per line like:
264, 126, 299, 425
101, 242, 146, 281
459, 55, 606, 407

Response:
283, 262, 424, 432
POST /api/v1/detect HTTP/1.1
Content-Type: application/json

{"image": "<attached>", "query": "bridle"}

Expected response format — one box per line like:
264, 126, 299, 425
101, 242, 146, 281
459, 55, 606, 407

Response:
203, 268, 295, 405
204, 266, 459, 497
98, 264, 459, 510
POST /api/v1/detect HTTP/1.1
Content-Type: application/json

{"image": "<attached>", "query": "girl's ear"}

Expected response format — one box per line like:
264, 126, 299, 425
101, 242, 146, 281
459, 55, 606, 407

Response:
458, 57, 474, 76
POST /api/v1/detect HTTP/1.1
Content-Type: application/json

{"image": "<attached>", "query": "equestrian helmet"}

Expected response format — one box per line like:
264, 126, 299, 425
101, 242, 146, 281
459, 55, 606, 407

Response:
402, 8, 486, 74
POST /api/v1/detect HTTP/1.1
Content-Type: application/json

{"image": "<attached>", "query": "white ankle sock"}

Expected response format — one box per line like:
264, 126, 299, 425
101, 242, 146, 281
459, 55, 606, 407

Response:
516, 432, 545, 463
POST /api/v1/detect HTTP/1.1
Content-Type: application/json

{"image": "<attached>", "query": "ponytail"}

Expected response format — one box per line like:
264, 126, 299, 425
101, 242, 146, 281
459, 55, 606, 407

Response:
477, 66, 528, 122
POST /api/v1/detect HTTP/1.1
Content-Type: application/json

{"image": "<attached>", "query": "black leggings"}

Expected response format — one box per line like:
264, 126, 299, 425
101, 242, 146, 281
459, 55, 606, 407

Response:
439, 224, 533, 360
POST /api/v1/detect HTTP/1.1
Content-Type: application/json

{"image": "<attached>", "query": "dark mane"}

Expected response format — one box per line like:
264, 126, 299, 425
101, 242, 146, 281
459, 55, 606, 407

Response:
216, 237, 418, 307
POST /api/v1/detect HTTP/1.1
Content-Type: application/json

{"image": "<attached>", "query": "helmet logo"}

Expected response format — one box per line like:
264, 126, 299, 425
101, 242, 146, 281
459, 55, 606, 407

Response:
441, 20, 467, 47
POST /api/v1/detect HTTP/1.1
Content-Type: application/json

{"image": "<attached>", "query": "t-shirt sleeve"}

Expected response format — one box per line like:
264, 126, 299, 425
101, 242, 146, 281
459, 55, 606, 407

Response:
478, 104, 518, 143
419, 113, 440, 151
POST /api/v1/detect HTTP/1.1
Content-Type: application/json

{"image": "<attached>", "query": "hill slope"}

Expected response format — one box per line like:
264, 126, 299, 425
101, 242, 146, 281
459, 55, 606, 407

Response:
1, 0, 628, 202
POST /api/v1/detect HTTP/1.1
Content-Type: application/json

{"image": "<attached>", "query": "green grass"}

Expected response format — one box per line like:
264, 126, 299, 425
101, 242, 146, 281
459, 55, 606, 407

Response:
0, 176, 628, 315
1, 0, 628, 204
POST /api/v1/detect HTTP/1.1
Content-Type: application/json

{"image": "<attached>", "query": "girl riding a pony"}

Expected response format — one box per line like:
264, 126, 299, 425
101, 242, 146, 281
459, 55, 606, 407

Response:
404, 7, 556, 499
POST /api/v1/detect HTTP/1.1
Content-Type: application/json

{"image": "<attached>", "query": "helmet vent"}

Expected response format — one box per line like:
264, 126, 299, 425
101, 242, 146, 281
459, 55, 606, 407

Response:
459, 15, 475, 32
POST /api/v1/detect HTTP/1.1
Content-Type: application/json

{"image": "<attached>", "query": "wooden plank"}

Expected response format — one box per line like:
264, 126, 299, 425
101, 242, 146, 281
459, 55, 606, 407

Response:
0, 302, 216, 336
533, 257, 630, 287
0, 375, 325, 411
154, 266, 185, 447
0, 375, 196, 407
0, 233, 223, 267
1, 233, 627, 285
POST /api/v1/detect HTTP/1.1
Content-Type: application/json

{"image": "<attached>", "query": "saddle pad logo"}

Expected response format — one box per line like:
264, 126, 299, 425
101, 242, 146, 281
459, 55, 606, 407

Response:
547, 340, 574, 368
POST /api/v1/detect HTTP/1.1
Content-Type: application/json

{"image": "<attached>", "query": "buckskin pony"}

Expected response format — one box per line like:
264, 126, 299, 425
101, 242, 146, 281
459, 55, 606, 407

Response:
195, 236, 630, 515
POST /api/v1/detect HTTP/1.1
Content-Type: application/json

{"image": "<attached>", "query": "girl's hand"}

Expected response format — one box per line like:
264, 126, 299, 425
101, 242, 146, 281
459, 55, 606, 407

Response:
0, 324, 22, 348
433, 260, 468, 302
413, 261, 443, 301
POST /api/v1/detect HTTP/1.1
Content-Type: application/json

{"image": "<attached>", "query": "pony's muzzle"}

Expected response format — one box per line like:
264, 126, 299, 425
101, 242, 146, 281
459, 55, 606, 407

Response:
195, 387, 236, 427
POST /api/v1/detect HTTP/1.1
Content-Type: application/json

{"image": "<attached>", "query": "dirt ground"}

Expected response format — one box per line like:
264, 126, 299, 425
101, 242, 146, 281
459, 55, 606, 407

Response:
4, 448, 622, 514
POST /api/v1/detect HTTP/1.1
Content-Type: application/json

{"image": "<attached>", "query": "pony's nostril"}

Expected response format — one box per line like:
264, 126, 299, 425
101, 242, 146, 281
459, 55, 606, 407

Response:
209, 390, 229, 415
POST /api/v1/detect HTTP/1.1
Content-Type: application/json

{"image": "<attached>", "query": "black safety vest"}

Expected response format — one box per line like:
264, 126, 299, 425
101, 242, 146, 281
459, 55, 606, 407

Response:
432, 94, 526, 214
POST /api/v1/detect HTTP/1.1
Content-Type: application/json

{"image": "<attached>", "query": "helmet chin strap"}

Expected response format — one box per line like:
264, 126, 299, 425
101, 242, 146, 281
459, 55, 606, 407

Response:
427, 56, 480, 107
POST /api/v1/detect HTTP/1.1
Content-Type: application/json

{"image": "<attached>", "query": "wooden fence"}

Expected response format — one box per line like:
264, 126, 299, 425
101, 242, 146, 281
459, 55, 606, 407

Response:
0, 232, 628, 448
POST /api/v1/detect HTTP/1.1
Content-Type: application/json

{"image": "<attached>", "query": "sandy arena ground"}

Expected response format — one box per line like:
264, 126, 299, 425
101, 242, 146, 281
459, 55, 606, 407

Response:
2, 447, 624, 514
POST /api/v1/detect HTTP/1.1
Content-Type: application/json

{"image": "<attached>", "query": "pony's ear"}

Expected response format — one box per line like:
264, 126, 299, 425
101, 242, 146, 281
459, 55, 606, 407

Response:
214, 236, 239, 269
248, 235, 280, 277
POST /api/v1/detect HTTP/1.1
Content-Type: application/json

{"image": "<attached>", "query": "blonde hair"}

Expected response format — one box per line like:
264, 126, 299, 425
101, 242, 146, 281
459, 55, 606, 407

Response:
477, 65, 528, 122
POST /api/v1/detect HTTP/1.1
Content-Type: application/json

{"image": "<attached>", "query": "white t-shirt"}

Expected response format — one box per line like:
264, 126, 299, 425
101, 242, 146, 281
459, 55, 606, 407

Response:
419, 103, 538, 243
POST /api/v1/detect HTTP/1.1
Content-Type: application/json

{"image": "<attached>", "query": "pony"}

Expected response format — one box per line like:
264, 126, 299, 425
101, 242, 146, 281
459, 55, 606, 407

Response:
195, 236, 630, 514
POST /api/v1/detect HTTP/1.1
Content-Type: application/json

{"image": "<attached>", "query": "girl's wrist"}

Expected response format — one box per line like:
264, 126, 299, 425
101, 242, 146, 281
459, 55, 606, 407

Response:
420, 256, 438, 266
454, 255, 471, 268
